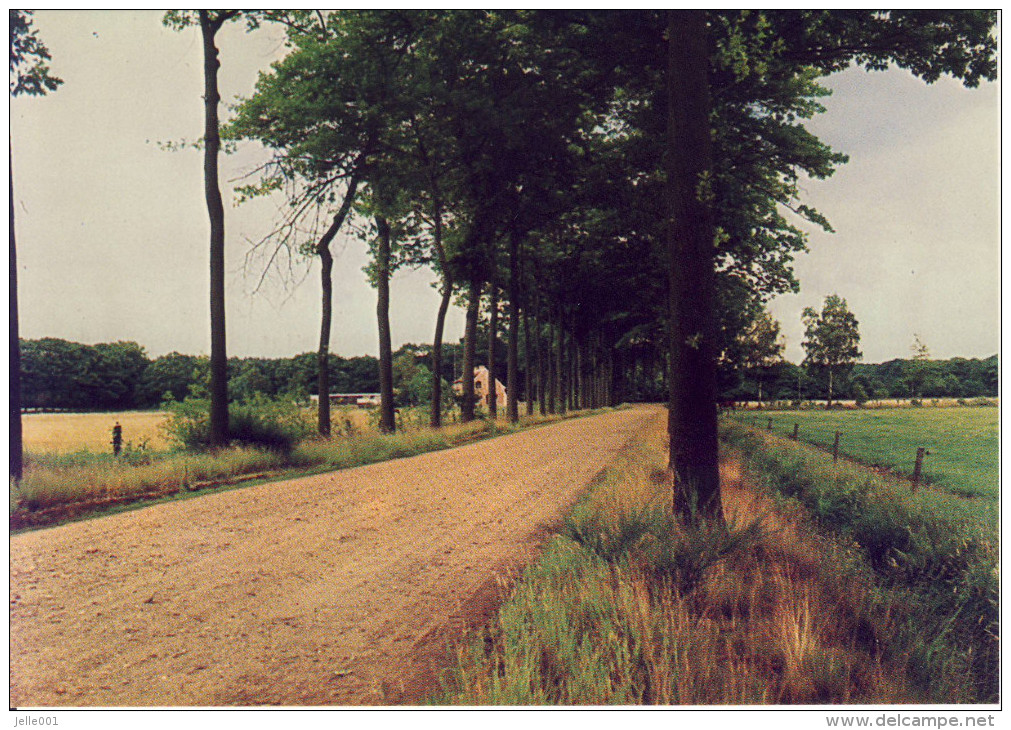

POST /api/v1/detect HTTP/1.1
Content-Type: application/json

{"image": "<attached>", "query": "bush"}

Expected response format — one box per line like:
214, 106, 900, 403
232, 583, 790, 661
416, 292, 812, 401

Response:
970, 397, 997, 407
163, 394, 313, 452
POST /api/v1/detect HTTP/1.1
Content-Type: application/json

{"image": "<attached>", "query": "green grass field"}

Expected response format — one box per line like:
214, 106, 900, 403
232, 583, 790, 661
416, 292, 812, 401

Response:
731, 407, 999, 502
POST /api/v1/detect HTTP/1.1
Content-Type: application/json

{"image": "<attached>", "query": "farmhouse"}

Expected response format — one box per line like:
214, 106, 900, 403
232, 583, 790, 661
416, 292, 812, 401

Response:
452, 366, 507, 412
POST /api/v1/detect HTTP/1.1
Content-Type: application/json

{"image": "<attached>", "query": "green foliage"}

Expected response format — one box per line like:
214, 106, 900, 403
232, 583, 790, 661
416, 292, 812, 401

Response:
163, 394, 313, 452
802, 294, 861, 372
9, 10, 62, 97
850, 381, 868, 405
19, 338, 385, 411
20, 338, 150, 411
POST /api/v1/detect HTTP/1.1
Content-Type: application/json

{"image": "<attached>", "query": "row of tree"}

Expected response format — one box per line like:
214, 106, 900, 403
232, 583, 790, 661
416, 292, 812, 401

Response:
11, 11, 997, 520
731, 355, 999, 405
18, 338, 378, 411
20, 331, 997, 413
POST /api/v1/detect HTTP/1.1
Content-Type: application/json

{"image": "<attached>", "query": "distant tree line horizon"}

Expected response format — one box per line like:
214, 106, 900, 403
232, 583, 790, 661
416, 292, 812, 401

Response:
19, 336, 998, 412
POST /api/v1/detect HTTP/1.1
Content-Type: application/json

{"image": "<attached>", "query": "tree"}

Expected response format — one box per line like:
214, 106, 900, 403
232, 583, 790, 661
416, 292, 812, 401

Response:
743, 311, 785, 405
226, 13, 386, 437
10, 10, 62, 481
138, 352, 202, 406
666, 11, 722, 521
374, 214, 396, 432
802, 294, 862, 407
905, 333, 933, 400
658, 9, 996, 520
164, 10, 247, 447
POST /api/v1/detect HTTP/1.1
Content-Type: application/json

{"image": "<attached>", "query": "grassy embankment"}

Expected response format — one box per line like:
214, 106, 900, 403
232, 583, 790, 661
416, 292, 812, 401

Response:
435, 414, 997, 704
733, 407, 998, 518
12, 407, 612, 530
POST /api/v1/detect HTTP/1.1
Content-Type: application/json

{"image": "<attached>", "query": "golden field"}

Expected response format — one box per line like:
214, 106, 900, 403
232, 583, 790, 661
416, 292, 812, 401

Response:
21, 406, 411, 454
22, 411, 171, 453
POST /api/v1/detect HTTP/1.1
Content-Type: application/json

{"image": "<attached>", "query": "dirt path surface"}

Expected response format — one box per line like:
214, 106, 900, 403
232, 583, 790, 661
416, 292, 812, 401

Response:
11, 406, 660, 707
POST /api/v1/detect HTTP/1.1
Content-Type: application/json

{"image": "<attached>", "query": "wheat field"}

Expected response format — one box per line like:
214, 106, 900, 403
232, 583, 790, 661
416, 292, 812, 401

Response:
22, 411, 171, 454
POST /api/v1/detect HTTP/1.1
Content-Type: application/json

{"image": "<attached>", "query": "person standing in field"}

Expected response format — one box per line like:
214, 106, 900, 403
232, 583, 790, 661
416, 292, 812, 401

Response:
111, 422, 123, 457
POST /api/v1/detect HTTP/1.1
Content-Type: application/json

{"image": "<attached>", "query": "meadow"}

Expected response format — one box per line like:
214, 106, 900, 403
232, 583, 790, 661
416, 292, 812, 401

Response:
731, 407, 999, 503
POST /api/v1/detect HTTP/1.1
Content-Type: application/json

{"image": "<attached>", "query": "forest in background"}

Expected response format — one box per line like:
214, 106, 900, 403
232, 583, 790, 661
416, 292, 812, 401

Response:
19, 336, 998, 412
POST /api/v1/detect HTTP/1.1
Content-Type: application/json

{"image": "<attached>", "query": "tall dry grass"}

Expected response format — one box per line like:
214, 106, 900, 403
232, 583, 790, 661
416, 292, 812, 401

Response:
720, 420, 998, 703
437, 417, 974, 705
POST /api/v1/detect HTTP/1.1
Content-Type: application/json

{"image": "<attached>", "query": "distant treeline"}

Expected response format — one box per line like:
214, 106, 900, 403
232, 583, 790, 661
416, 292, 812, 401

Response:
19, 337, 481, 412
727, 355, 998, 403
19, 337, 998, 412
19, 338, 382, 411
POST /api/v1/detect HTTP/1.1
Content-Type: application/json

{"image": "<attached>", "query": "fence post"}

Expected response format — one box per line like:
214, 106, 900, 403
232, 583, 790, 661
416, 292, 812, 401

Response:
792, 423, 799, 440
767, 417, 773, 431
833, 431, 841, 462
912, 447, 928, 490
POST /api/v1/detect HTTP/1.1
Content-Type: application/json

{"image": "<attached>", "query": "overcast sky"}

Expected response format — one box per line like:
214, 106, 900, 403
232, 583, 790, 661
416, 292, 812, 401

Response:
10, 11, 1000, 364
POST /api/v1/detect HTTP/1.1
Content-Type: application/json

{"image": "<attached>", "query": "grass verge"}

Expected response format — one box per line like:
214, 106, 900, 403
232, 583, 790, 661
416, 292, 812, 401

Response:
433, 415, 997, 705
11, 408, 616, 532
719, 420, 998, 703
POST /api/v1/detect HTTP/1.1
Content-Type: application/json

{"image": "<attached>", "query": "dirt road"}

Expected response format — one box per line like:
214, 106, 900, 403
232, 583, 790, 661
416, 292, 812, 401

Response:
10, 406, 660, 706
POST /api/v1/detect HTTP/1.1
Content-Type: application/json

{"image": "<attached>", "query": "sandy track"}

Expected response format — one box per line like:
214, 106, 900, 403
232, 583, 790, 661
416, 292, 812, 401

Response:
10, 406, 660, 706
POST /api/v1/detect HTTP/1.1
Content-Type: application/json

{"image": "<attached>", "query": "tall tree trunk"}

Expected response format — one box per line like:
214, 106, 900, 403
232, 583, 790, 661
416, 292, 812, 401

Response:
430, 200, 451, 428
535, 297, 546, 416
431, 281, 452, 427
461, 279, 482, 423
613, 350, 624, 406
488, 284, 498, 419
506, 230, 520, 423
555, 314, 566, 416
576, 339, 584, 411
10, 149, 22, 482
827, 367, 834, 409
568, 323, 577, 411
607, 350, 616, 407
546, 315, 556, 414
316, 178, 359, 437
666, 11, 722, 523
523, 303, 533, 416
201, 10, 229, 447
375, 216, 395, 434
318, 246, 334, 437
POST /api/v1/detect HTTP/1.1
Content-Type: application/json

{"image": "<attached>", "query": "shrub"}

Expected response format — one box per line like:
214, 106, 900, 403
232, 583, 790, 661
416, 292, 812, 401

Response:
163, 394, 313, 452
970, 397, 997, 407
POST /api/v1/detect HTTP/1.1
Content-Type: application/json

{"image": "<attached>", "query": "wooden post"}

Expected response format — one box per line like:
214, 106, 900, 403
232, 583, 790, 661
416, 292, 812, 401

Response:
912, 447, 928, 490
792, 423, 799, 440
767, 417, 773, 431
833, 431, 841, 462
